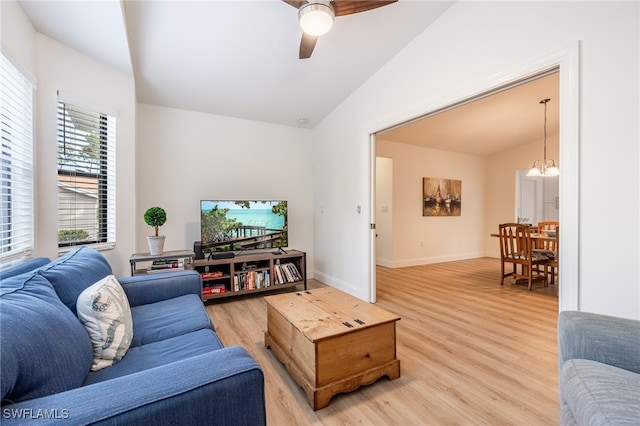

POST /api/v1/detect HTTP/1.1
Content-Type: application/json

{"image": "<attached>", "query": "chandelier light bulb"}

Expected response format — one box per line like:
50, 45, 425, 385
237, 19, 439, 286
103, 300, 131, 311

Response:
545, 162, 560, 176
527, 164, 543, 177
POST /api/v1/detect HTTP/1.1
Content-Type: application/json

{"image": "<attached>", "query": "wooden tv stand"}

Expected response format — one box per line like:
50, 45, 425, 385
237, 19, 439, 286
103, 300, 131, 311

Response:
191, 250, 306, 301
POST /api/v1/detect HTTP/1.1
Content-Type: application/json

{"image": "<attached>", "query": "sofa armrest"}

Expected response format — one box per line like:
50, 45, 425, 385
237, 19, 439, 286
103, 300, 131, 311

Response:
558, 311, 640, 374
118, 270, 202, 306
1, 346, 265, 425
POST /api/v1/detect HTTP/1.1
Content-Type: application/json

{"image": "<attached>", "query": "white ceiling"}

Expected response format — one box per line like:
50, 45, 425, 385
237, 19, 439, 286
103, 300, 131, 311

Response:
19, 0, 454, 128
379, 72, 560, 156
17, 0, 558, 155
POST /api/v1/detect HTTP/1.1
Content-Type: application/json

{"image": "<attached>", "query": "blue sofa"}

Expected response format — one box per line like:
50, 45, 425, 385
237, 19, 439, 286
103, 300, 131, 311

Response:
558, 311, 640, 425
1, 247, 266, 425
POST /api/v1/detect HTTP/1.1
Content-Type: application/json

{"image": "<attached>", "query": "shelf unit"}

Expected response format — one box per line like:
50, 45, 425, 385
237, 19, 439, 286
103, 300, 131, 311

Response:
192, 250, 306, 301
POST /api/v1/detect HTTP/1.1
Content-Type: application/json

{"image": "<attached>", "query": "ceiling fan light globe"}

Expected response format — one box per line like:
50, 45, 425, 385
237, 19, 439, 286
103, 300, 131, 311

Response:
299, 3, 335, 36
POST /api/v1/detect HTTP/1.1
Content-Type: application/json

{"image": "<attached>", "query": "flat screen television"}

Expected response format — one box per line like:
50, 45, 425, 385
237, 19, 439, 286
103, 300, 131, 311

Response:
200, 200, 288, 253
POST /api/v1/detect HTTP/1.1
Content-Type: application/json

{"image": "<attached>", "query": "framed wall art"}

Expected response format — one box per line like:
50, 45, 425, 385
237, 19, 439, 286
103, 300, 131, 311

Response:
423, 177, 462, 217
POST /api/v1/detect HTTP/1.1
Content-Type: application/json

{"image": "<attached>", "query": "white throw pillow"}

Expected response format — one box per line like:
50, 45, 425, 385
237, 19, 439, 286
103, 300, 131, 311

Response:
76, 275, 133, 371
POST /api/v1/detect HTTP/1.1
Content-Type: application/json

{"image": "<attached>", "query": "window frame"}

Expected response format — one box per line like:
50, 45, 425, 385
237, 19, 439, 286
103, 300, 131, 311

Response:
0, 54, 35, 264
56, 98, 116, 251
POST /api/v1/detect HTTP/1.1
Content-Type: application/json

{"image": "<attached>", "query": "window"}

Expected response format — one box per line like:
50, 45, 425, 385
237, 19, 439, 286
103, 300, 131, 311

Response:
0, 54, 34, 263
57, 98, 116, 249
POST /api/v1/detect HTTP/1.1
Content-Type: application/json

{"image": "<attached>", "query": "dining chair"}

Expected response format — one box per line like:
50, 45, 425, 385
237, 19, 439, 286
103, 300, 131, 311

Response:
537, 221, 559, 246
545, 225, 559, 285
536, 221, 559, 283
498, 223, 549, 290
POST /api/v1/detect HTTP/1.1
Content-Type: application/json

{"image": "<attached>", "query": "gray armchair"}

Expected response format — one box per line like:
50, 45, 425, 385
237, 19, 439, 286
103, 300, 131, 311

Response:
558, 311, 640, 425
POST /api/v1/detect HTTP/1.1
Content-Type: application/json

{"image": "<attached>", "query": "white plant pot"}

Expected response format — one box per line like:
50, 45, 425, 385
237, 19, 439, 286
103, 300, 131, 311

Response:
147, 236, 166, 255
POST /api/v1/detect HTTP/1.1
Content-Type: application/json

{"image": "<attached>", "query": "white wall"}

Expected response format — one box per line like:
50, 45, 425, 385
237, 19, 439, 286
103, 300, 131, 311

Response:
1, 1, 36, 81
376, 140, 485, 267
313, 1, 639, 319
2, 1, 137, 276
135, 104, 315, 276
375, 134, 559, 264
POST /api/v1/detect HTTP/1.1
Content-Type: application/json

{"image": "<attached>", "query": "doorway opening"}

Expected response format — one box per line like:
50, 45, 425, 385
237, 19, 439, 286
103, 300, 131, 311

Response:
367, 43, 580, 310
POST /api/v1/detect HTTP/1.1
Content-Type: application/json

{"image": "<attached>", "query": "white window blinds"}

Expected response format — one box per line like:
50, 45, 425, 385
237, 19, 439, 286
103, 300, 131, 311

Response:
1, 55, 34, 263
57, 98, 116, 248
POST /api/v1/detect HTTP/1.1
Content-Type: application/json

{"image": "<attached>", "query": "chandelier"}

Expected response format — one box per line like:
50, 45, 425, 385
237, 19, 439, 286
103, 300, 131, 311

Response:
527, 98, 559, 177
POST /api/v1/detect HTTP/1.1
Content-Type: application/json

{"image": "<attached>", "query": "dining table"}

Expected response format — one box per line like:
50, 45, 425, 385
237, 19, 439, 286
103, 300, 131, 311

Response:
490, 232, 557, 241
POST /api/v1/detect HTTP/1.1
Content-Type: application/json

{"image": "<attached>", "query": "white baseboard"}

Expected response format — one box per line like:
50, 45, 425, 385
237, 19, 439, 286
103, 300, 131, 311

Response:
376, 252, 484, 269
312, 270, 368, 301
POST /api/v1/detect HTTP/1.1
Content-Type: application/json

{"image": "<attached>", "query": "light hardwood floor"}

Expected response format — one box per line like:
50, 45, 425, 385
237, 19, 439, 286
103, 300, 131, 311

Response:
205, 257, 559, 425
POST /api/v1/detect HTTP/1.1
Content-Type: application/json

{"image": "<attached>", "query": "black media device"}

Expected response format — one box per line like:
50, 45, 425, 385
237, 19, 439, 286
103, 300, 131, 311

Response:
209, 252, 235, 260
194, 241, 204, 259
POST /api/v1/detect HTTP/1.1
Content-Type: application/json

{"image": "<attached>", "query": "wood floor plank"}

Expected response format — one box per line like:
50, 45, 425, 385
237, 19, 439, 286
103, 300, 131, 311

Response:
205, 257, 559, 425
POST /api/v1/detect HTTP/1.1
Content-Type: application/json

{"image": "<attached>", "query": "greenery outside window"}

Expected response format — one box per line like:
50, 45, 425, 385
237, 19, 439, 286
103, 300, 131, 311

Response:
0, 54, 34, 263
57, 97, 116, 249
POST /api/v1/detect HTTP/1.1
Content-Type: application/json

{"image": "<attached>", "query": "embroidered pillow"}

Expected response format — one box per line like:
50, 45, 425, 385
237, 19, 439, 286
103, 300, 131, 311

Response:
76, 275, 133, 371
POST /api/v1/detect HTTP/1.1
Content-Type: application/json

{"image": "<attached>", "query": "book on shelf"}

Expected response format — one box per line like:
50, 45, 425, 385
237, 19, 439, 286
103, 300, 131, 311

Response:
151, 259, 181, 267
200, 271, 224, 279
273, 262, 301, 284
233, 270, 270, 291
203, 284, 226, 295
147, 259, 184, 273
273, 264, 281, 284
288, 263, 301, 281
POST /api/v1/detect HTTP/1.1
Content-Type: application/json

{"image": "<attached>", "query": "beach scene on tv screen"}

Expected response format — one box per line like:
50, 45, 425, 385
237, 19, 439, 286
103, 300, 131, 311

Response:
200, 200, 287, 251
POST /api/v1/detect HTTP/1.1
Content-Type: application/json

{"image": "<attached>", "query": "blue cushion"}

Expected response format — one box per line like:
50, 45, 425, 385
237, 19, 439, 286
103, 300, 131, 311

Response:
84, 328, 224, 385
38, 247, 112, 315
130, 294, 213, 347
0, 257, 50, 279
0, 272, 93, 403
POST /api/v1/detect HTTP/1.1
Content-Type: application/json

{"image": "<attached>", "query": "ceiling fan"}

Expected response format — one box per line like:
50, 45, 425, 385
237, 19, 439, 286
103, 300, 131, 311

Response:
283, 0, 398, 59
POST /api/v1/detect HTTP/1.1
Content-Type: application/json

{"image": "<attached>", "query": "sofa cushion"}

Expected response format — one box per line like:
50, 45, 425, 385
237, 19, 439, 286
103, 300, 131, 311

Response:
561, 359, 640, 426
0, 272, 92, 403
0, 257, 50, 279
38, 246, 112, 315
83, 328, 225, 385
77, 275, 134, 371
130, 294, 213, 347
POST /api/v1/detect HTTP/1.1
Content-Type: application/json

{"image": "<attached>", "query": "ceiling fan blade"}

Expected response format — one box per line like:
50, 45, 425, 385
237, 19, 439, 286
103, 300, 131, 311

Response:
283, 1, 398, 16
282, 0, 305, 9
299, 33, 318, 59
332, 0, 397, 16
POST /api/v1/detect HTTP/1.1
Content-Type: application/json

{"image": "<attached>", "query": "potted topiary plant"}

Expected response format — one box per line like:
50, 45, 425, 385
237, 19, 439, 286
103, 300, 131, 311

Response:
144, 206, 167, 255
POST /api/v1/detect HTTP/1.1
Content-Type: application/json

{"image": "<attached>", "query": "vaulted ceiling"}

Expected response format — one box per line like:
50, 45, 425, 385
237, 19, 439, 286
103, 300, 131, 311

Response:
20, 0, 453, 128
18, 1, 558, 154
